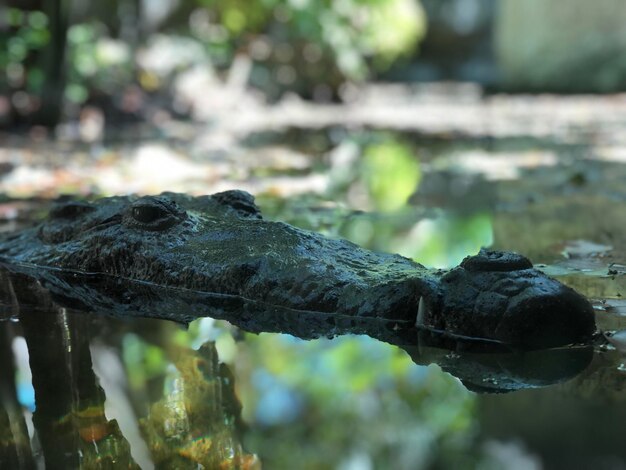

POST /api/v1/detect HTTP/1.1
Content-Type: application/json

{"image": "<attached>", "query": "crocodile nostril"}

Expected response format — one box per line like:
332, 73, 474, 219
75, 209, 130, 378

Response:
460, 248, 533, 273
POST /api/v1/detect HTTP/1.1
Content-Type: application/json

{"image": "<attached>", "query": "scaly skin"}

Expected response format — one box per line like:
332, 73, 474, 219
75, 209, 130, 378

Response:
0, 190, 595, 350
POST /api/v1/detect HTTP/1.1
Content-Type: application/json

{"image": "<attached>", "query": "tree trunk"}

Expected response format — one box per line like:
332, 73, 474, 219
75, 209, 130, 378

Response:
31, 0, 70, 127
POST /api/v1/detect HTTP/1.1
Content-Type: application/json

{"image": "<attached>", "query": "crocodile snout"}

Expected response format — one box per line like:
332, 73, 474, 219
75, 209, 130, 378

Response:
494, 279, 596, 349
431, 249, 596, 349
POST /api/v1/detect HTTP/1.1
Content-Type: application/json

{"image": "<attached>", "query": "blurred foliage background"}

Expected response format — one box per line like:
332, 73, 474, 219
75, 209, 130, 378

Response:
4, 0, 626, 129
0, 0, 427, 128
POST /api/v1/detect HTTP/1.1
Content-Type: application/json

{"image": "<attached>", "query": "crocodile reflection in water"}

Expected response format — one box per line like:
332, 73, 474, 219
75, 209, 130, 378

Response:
0, 270, 594, 395
0, 303, 591, 470
0, 190, 595, 350
0, 295, 260, 468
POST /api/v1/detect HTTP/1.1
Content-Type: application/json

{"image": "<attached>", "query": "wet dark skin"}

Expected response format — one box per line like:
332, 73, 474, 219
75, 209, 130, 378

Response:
0, 190, 595, 350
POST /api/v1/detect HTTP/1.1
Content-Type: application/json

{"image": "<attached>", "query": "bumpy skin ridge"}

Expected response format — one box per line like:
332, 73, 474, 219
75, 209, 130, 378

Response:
0, 190, 596, 350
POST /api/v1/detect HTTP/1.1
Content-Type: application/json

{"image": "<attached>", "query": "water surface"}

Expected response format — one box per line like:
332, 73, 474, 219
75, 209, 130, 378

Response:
1, 121, 626, 469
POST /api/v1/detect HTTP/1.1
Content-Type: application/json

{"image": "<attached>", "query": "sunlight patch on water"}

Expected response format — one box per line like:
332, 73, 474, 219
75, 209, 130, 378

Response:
11, 336, 34, 412
450, 149, 558, 181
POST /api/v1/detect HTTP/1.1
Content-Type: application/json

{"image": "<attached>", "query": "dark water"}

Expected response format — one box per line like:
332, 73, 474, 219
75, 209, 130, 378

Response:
3, 271, 621, 470
1, 127, 626, 469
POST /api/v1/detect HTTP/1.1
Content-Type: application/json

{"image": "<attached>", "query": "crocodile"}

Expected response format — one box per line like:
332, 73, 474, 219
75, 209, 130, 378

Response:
0, 190, 595, 350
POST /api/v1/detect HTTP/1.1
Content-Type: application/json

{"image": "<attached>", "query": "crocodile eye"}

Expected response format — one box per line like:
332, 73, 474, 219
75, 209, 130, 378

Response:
132, 205, 168, 224
127, 197, 186, 231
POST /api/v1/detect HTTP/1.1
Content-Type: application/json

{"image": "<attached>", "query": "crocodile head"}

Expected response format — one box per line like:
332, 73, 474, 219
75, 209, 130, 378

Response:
0, 191, 595, 350
0, 191, 437, 319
